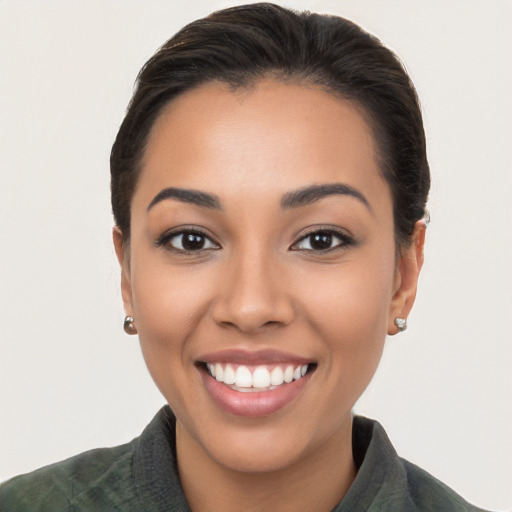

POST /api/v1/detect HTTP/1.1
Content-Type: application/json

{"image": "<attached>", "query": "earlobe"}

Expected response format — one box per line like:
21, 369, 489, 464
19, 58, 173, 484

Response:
112, 227, 134, 318
388, 221, 426, 335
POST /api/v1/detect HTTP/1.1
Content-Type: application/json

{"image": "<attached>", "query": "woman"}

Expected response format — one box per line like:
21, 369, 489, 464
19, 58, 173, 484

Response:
0, 3, 494, 511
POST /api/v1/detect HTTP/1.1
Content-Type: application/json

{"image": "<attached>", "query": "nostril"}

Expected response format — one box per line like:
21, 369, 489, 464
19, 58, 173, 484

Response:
212, 304, 293, 334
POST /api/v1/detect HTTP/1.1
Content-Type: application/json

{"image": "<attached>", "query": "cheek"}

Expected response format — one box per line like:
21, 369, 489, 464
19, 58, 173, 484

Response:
297, 251, 395, 377
303, 256, 394, 334
132, 254, 212, 328
128, 259, 214, 386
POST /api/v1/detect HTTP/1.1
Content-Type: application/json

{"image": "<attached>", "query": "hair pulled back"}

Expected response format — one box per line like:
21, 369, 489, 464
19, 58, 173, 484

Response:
111, 2, 430, 246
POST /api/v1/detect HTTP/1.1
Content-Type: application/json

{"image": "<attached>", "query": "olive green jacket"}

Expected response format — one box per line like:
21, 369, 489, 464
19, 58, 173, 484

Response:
0, 406, 489, 511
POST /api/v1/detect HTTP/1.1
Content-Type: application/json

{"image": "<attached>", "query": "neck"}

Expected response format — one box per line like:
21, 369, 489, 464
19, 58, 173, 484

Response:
176, 418, 357, 512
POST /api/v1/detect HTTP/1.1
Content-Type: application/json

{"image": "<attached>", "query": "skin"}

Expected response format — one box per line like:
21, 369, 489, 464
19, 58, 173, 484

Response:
114, 80, 425, 512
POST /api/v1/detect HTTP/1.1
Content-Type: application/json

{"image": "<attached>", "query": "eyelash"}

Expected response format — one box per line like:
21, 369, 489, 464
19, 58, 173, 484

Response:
155, 227, 354, 254
154, 228, 220, 254
290, 228, 354, 253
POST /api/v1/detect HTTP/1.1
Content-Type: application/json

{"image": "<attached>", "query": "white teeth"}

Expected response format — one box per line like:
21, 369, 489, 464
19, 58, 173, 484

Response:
206, 363, 310, 389
283, 365, 294, 383
252, 367, 271, 388
214, 363, 224, 382
234, 365, 252, 388
270, 367, 284, 386
223, 364, 236, 385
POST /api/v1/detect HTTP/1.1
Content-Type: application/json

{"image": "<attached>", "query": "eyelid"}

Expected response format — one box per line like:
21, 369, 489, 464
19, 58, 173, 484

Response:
290, 226, 354, 252
154, 226, 221, 252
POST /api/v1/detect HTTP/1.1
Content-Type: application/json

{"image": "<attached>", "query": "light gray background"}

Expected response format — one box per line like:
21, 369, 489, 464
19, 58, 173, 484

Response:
1, 1, 511, 510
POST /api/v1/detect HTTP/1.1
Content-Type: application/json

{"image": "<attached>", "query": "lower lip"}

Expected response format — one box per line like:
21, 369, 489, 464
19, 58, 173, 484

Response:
200, 368, 312, 418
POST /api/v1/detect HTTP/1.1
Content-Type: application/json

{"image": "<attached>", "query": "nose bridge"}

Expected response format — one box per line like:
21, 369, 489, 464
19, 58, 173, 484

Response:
212, 240, 293, 332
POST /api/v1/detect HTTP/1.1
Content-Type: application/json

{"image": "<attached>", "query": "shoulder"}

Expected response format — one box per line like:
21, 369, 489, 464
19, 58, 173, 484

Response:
346, 417, 490, 512
0, 441, 138, 511
400, 457, 488, 512
0, 406, 186, 512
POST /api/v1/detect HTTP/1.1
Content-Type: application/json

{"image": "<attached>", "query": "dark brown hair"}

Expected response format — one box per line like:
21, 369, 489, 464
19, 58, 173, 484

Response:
111, 3, 430, 245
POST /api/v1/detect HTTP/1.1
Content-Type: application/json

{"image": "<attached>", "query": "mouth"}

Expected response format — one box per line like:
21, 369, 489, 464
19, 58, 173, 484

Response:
196, 351, 317, 417
203, 362, 313, 392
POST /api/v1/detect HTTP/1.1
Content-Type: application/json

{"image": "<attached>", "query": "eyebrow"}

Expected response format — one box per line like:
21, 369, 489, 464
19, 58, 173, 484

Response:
147, 183, 371, 213
147, 187, 223, 211
280, 183, 372, 213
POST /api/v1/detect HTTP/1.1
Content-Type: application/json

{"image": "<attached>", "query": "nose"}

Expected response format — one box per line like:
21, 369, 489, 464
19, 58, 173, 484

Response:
212, 248, 295, 334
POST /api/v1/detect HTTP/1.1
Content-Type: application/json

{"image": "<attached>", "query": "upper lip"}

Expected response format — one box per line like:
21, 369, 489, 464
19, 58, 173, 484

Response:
196, 349, 313, 365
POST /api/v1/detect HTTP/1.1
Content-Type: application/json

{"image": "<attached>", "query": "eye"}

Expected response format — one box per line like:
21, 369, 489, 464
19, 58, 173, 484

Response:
156, 229, 220, 253
291, 229, 352, 252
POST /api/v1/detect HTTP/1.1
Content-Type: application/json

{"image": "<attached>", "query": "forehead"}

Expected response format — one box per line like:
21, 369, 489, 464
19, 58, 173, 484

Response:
135, 79, 389, 209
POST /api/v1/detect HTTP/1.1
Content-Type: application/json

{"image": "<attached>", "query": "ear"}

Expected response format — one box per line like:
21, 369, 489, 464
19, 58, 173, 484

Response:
388, 220, 426, 335
113, 226, 134, 318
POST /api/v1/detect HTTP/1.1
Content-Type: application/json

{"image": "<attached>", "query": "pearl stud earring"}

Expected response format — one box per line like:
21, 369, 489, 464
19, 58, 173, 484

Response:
123, 316, 137, 335
394, 317, 407, 333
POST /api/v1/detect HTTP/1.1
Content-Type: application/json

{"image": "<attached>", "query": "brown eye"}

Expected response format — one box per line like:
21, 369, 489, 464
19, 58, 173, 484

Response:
159, 230, 220, 252
291, 229, 352, 252
309, 233, 333, 250
182, 233, 207, 250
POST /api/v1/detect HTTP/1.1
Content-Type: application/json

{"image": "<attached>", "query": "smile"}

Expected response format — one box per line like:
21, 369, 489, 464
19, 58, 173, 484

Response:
197, 351, 316, 417
206, 363, 309, 392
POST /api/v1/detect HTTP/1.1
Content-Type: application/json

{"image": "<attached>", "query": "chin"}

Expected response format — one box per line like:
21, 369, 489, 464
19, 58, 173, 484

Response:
208, 438, 306, 474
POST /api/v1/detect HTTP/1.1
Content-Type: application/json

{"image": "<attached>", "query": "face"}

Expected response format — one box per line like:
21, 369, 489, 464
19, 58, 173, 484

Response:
115, 80, 422, 474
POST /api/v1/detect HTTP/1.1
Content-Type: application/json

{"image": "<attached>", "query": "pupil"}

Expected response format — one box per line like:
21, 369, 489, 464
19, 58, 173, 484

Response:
311, 233, 332, 250
183, 233, 204, 250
